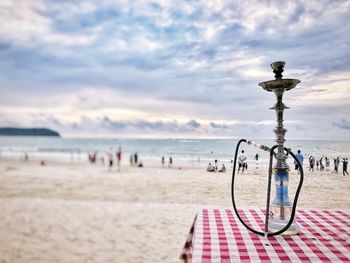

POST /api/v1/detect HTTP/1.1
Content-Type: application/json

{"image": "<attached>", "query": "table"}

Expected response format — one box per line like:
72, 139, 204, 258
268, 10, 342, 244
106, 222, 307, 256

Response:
180, 208, 350, 262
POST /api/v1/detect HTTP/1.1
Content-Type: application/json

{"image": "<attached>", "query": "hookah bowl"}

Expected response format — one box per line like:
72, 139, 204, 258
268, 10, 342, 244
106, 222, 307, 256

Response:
258, 61, 301, 235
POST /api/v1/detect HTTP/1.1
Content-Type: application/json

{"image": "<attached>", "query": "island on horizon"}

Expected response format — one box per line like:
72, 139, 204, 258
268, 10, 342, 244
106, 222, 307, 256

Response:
0, 127, 60, 137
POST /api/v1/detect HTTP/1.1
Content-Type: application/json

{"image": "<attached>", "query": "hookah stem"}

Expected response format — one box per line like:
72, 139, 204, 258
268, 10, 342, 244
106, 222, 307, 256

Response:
231, 140, 304, 237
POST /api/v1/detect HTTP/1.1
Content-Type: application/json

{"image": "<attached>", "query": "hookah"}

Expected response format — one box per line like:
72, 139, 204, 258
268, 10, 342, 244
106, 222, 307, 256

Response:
231, 61, 304, 237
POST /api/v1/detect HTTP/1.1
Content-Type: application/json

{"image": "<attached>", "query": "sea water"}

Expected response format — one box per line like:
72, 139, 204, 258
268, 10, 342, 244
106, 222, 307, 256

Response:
0, 136, 349, 168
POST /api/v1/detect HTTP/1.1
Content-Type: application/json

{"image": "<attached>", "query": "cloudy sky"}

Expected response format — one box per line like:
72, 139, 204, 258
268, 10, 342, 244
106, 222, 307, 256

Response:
0, 0, 349, 139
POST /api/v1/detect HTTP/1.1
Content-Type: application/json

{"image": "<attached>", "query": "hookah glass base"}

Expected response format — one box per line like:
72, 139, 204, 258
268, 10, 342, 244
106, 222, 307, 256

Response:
268, 219, 300, 236
269, 205, 300, 235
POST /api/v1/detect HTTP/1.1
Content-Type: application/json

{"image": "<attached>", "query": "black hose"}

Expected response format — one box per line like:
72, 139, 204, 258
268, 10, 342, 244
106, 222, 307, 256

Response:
231, 139, 304, 237
231, 139, 263, 236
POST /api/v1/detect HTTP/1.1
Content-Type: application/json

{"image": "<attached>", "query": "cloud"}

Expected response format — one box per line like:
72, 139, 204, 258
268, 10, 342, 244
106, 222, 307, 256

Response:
332, 119, 350, 130
0, 0, 349, 139
53, 117, 204, 136
101, 117, 127, 130
105, 119, 202, 133
210, 122, 228, 129
187, 120, 201, 129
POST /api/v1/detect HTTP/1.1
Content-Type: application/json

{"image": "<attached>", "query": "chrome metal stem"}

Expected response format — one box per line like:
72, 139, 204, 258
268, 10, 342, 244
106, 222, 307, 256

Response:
272, 88, 289, 170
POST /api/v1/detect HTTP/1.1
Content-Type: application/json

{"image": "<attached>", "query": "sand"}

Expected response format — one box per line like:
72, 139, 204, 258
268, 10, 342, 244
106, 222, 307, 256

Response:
0, 160, 349, 263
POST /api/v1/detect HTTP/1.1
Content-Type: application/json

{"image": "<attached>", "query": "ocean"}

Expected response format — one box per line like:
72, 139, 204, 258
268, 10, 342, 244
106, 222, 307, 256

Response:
0, 137, 349, 168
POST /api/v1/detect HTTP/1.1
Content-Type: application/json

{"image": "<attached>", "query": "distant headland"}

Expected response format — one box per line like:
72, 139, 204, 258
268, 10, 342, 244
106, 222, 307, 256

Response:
0, 127, 60, 137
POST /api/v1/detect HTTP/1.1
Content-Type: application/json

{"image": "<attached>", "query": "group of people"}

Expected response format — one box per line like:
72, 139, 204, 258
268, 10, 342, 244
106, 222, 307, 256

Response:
130, 152, 143, 167
105, 148, 145, 170
89, 147, 349, 176
268, 149, 349, 176
106, 147, 122, 171
161, 156, 173, 168
316, 156, 349, 176
206, 151, 247, 174
88, 147, 124, 171
207, 159, 227, 173
205, 150, 251, 174
235, 149, 349, 176
308, 155, 349, 175
236, 149, 304, 174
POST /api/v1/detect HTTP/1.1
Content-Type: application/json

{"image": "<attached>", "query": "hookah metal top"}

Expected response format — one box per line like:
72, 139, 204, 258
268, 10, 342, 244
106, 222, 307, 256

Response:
259, 62, 300, 170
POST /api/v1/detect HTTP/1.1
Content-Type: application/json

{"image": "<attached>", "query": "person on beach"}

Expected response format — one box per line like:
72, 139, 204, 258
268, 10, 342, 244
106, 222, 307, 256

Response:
169, 156, 173, 168
88, 152, 95, 164
214, 159, 218, 171
219, 164, 226, 173
342, 158, 349, 176
309, 156, 315, 172
161, 156, 165, 167
134, 152, 138, 166
107, 148, 113, 171
295, 150, 304, 174
207, 163, 215, 172
316, 160, 319, 171
130, 154, 133, 166
334, 159, 339, 173
255, 153, 259, 169
320, 158, 325, 171
237, 150, 247, 174
325, 157, 330, 171
116, 147, 122, 171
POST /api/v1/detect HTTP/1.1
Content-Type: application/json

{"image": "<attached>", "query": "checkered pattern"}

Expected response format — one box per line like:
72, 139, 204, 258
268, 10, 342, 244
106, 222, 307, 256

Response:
180, 209, 350, 262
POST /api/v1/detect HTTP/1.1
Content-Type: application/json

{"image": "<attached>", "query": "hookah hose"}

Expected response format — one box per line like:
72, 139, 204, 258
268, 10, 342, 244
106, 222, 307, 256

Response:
231, 139, 304, 237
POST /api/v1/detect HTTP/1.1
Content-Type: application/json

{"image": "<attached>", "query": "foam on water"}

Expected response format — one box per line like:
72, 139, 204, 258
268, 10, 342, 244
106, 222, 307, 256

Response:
0, 137, 349, 168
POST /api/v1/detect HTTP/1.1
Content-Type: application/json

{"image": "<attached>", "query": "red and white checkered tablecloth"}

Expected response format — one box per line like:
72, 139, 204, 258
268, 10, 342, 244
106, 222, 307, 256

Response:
180, 209, 350, 262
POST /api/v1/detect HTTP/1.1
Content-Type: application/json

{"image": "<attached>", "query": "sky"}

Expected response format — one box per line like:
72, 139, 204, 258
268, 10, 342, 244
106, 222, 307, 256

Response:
0, 0, 349, 139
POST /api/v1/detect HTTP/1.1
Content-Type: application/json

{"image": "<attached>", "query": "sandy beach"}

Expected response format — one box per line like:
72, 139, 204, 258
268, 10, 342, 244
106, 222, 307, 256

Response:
0, 159, 349, 263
